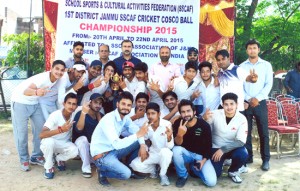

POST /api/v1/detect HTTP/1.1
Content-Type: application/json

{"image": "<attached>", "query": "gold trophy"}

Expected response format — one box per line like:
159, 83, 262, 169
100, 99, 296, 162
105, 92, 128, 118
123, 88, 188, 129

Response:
110, 73, 121, 90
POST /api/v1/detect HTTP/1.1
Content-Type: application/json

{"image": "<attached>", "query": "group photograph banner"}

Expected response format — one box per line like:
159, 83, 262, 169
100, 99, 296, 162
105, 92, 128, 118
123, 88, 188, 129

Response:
43, 0, 235, 71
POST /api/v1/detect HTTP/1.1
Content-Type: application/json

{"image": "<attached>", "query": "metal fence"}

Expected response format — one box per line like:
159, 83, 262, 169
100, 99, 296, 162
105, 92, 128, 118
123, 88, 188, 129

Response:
0, 66, 27, 111
0, 78, 25, 110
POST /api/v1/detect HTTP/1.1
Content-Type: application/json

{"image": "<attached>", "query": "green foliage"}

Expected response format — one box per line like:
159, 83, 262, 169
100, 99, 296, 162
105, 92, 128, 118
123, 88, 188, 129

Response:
235, 0, 300, 70
2, 32, 44, 75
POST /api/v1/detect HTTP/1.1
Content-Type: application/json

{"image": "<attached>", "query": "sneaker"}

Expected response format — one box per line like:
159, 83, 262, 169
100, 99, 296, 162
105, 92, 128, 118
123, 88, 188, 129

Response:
82, 172, 92, 178
228, 171, 242, 183
223, 159, 232, 166
57, 161, 66, 171
176, 176, 188, 188
20, 162, 30, 172
30, 156, 45, 166
130, 172, 147, 179
150, 164, 159, 179
98, 172, 111, 187
150, 173, 158, 179
44, 167, 55, 179
160, 175, 170, 186
238, 165, 248, 173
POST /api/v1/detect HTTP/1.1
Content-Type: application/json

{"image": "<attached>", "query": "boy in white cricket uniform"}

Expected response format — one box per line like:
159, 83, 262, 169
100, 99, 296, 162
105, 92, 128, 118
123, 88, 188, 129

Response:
130, 102, 174, 186
40, 93, 79, 179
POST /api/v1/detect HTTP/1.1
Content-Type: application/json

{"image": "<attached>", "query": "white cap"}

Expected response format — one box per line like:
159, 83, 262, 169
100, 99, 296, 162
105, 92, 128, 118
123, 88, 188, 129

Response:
73, 64, 86, 71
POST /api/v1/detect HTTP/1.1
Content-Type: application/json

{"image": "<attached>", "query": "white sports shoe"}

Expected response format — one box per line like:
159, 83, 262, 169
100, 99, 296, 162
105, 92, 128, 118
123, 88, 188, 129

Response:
238, 165, 248, 173
160, 175, 170, 186
223, 159, 232, 166
150, 173, 158, 179
228, 171, 242, 183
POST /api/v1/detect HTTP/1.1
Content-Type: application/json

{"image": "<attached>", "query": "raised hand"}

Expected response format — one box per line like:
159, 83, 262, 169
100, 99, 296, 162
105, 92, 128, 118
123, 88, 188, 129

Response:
61, 119, 75, 132
250, 69, 258, 83
136, 122, 151, 138
82, 101, 91, 114
92, 77, 104, 88
135, 108, 145, 119
212, 73, 220, 87
103, 72, 111, 83
36, 86, 51, 96
148, 79, 160, 92
73, 76, 86, 91
202, 108, 213, 121
177, 119, 188, 137
192, 90, 201, 99
167, 79, 174, 91
118, 75, 126, 89
165, 125, 173, 141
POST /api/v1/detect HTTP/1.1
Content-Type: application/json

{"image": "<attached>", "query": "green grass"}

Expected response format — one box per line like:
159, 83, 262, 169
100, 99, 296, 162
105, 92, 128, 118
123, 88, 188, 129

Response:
0, 110, 13, 133
0, 110, 10, 120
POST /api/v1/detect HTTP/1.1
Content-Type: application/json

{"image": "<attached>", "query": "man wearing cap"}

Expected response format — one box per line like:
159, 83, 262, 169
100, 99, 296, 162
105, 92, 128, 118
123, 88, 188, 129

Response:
72, 93, 104, 178
118, 61, 146, 101
56, 61, 87, 109
149, 46, 181, 91
113, 39, 141, 75
181, 47, 200, 78
182, 47, 204, 117
77, 60, 110, 105
65, 41, 89, 69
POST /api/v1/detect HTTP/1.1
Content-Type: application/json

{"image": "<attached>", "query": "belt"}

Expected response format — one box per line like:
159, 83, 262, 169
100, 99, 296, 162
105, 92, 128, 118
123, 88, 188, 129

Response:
93, 152, 109, 161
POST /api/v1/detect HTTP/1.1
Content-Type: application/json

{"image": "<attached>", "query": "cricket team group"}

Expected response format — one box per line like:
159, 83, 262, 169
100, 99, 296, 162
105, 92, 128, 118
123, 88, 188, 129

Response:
11, 38, 273, 187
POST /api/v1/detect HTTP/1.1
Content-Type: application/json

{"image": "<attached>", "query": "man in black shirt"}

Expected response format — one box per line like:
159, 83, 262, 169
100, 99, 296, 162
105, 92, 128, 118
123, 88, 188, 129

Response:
72, 93, 104, 178
172, 99, 217, 188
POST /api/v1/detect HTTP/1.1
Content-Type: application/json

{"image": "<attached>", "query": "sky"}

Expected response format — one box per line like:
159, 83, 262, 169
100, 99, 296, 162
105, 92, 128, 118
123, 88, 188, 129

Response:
1, 0, 43, 17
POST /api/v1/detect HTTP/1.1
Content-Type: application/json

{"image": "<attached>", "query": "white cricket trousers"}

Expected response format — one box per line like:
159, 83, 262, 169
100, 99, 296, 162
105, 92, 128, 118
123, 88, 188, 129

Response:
130, 147, 173, 176
40, 137, 78, 169
74, 136, 93, 173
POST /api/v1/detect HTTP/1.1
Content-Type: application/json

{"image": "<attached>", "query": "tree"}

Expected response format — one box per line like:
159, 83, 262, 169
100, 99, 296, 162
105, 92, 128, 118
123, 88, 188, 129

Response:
235, 0, 300, 70
2, 32, 44, 75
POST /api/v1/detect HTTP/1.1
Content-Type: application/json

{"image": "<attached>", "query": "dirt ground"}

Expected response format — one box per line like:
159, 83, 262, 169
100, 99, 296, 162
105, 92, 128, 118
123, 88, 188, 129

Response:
1, 119, 300, 191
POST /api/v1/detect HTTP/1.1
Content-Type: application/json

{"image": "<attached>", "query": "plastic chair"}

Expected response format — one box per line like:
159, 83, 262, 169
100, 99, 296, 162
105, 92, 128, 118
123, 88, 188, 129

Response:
276, 94, 295, 102
266, 100, 300, 159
